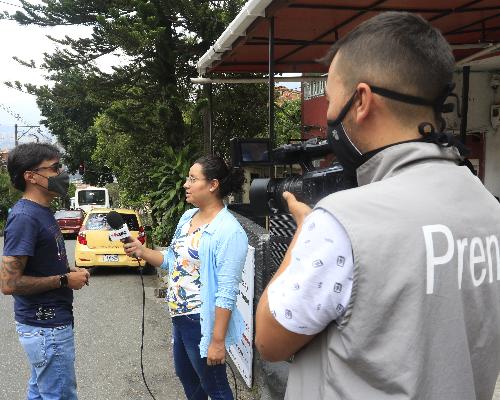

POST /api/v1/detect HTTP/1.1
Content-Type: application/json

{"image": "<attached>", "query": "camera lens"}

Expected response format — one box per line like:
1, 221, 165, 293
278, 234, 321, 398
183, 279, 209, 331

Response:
249, 178, 272, 216
249, 164, 354, 216
250, 176, 305, 216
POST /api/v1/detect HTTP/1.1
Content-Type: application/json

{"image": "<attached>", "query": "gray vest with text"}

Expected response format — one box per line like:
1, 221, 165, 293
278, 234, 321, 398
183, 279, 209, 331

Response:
285, 142, 500, 400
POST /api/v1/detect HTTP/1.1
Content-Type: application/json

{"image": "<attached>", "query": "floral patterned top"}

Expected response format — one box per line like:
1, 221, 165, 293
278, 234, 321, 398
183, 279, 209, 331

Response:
167, 220, 208, 316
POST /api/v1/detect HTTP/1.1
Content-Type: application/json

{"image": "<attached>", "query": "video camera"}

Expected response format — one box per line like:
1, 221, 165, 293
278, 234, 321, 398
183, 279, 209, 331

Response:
231, 137, 355, 216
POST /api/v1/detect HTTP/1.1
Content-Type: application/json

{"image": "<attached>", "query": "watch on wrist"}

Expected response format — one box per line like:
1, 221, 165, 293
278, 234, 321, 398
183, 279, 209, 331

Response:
59, 274, 69, 289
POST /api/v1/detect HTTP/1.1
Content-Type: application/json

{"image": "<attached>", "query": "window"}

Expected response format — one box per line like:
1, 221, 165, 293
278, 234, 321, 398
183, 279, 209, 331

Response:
54, 210, 84, 219
77, 190, 106, 206
303, 80, 326, 100
121, 214, 140, 231
85, 213, 140, 231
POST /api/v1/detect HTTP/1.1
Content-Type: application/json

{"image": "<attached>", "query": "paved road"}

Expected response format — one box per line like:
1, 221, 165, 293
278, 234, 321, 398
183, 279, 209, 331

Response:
1, 237, 499, 399
0, 238, 185, 400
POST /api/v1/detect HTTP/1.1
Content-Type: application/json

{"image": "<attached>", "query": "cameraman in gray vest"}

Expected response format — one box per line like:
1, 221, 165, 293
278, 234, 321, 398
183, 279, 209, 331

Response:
256, 11, 500, 400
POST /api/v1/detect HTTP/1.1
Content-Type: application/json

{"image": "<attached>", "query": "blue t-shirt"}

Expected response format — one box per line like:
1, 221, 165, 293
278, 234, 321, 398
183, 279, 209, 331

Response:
3, 199, 73, 327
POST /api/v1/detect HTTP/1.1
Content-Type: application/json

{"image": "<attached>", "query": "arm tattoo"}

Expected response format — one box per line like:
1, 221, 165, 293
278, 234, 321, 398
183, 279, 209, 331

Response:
1, 256, 58, 295
0, 256, 27, 291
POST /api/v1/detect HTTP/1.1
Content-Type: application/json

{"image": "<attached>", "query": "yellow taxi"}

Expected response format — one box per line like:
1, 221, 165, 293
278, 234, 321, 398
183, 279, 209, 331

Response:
74, 208, 148, 269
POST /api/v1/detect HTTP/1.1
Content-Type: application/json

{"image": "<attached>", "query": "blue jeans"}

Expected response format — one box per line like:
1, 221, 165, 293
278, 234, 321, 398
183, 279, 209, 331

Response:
172, 314, 234, 400
15, 322, 78, 400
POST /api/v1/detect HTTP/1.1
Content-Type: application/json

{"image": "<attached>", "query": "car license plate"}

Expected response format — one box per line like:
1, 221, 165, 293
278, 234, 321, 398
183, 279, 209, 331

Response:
103, 255, 119, 262
61, 229, 72, 234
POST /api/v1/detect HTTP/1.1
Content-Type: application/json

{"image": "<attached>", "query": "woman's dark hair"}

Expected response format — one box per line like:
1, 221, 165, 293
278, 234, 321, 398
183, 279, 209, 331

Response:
195, 155, 245, 198
7, 143, 61, 191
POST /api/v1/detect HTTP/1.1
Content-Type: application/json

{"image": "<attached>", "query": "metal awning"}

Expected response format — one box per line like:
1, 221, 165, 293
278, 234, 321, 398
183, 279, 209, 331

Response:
197, 0, 500, 75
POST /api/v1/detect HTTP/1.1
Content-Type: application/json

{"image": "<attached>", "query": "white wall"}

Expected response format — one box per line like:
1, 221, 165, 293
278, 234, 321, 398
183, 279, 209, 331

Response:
444, 71, 500, 196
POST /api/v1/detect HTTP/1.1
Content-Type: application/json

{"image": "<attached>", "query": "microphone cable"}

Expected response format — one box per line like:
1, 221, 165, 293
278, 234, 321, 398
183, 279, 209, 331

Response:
135, 260, 240, 400
137, 259, 158, 400
105, 210, 156, 400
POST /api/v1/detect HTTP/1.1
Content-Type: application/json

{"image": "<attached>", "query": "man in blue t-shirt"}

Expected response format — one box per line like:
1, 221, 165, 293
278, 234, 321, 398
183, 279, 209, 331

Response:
0, 143, 90, 400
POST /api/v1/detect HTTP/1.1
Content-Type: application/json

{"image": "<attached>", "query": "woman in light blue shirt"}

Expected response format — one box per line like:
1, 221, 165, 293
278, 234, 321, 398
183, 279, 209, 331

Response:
125, 155, 248, 400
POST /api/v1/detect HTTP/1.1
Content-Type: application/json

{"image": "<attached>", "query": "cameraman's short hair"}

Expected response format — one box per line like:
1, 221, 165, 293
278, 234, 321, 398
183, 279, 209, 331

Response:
322, 12, 455, 123
7, 143, 61, 191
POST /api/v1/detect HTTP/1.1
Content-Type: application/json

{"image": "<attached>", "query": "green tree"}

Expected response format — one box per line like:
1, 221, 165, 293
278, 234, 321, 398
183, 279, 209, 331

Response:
275, 98, 302, 146
207, 82, 269, 157
7, 0, 251, 186
0, 169, 22, 224
50, 182, 77, 211
31, 72, 114, 185
150, 145, 195, 245
6, 0, 271, 244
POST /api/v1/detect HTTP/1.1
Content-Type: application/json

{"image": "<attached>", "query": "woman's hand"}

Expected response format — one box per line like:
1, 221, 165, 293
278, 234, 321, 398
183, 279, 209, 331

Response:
124, 238, 145, 259
207, 338, 226, 366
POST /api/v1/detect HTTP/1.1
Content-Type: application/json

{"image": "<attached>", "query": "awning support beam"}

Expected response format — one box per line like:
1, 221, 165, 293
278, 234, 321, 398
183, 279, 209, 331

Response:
191, 76, 326, 85
275, 0, 388, 64
445, 12, 500, 35
456, 42, 500, 66
289, 4, 500, 14
248, 36, 335, 46
208, 83, 214, 155
460, 66, 470, 145
269, 16, 276, 150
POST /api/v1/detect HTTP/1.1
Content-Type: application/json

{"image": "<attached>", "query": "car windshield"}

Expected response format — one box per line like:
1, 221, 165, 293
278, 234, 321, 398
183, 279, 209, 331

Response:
78, 190, 106, 205
85, 213, 140, 231
54, 210, 83, 219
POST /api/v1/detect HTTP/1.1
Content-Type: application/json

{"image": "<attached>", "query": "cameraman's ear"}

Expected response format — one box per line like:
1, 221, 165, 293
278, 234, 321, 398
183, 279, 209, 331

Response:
354, 83, 373, 124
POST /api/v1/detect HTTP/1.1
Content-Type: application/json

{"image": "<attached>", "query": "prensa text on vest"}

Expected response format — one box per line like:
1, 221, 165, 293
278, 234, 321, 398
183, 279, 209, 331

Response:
423, 224, 499, 294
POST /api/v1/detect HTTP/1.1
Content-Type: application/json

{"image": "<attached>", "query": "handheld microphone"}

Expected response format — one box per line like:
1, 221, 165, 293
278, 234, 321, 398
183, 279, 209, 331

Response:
106, 211, 133, 243
106, 211, 139, 259
107, 211, 139, 260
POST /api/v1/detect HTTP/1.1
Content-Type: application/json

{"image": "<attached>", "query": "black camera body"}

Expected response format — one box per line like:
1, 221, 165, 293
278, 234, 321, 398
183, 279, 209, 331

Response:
231, 137, 354, 216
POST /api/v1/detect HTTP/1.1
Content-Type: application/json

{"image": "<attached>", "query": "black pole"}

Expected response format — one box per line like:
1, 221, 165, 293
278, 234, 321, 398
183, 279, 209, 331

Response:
460, 66, 470, 144
14, 124, 18, 147
268, 17, 275, 151
208, 83, 213, 155
202, 84, 214, 155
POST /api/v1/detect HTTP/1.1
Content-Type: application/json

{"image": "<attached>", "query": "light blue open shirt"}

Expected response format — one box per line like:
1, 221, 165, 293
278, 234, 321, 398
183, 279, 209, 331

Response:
161, 207, 248, 358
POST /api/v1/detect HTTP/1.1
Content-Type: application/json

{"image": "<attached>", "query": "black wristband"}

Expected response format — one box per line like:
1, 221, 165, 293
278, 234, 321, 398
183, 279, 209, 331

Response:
59, 274, 69, 289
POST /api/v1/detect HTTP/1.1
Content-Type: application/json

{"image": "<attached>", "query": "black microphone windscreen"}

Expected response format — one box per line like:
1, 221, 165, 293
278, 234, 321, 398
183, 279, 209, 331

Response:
106, 211, 124, 229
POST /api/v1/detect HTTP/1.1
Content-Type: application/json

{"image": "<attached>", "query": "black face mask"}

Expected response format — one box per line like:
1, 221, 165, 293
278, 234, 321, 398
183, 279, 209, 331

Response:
33, 171, 70, 197
327, 84, 457, 179
327, 92, 364, 179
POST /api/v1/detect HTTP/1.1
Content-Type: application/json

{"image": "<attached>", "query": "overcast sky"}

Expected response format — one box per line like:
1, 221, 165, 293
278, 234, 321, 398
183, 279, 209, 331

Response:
0, 1, 117, 149
0, 13, 58, 147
